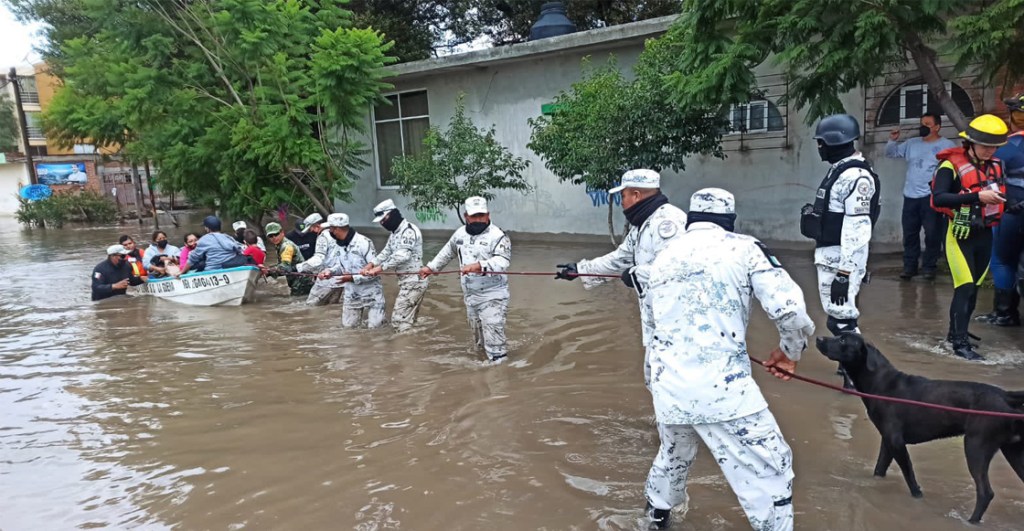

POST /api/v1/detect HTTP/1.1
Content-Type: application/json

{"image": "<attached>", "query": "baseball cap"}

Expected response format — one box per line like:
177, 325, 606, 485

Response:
265, 222, 283, 235
321, 213, 350, 228
301, 213, 324, 233
689, 188, 735, 215
608, 169, 660, 194
464, 196, 488, 216
372, 199, 397, 222
107, 244, 129, 256
203, 215, 222, 231
232, 221, 247, 231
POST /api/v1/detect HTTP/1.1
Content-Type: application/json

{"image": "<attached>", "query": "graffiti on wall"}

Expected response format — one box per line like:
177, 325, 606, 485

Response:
586, 183, 621, 208
414, 208, 448, 223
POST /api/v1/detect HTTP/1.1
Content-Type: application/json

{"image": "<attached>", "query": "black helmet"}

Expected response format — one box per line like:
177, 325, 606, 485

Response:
814, 114, 861, 146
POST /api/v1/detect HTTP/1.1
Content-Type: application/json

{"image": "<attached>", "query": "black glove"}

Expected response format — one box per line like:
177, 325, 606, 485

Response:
830, 272, 850, 306
555, 263, 578, 280
620, 268, 635, 288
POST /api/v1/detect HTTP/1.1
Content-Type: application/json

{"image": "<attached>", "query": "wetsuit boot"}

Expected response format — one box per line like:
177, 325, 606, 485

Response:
992, 289, 1021, 327
950, 335, 984, 361
645, 502, 671, 530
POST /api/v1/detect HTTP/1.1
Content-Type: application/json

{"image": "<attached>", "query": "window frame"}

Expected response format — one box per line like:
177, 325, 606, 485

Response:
724, 100, 777, 136
896, 82, 953, 124
371, 88, 430, 190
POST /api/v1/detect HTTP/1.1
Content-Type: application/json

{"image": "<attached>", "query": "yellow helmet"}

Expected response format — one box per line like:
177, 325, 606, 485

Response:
959, 114, 1009, 146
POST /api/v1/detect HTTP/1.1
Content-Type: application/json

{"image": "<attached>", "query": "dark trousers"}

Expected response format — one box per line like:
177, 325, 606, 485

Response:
902, 196, 946, 273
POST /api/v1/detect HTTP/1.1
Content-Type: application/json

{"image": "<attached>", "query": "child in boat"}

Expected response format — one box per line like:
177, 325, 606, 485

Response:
242, 229, 266, 266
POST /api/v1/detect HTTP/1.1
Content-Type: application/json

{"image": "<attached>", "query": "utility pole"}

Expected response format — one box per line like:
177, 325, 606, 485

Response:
9, 67, 38, 185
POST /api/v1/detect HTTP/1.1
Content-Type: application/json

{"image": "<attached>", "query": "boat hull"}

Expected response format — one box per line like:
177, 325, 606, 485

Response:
138, 266, 260, 306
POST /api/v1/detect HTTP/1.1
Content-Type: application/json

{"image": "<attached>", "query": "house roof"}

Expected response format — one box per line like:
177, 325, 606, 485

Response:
387, 15, 677, 81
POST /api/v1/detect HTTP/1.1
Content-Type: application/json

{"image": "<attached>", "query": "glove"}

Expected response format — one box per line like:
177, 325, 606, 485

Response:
830, 272, 850, 306
621, 267, 636, 288
555, 263, 578, 280
952, 205, 972, 240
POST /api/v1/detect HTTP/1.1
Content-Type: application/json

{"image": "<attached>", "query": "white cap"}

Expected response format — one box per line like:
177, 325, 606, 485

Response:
232, 221, 247, 231
301, 213, 324, 233
464, 196, 488, 216
689, 188, 735, 215
372, 199, 397, 222
608, 169, 661, 194
107, 244, 129, 255
321, 213, 350, 228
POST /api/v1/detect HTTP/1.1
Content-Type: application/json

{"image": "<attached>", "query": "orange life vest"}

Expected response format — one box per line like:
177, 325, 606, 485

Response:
931, 147, 1005, 225
126, 253, 148, 279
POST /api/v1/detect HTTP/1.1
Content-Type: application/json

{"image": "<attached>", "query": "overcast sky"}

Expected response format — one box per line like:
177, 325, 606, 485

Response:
0, 4, 43, 69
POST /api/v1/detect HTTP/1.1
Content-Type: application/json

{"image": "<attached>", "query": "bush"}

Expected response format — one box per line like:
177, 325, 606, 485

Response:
16, 189, 119, 227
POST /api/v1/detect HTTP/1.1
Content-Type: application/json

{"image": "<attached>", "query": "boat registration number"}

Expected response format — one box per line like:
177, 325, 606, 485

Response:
182, 274, 232, 290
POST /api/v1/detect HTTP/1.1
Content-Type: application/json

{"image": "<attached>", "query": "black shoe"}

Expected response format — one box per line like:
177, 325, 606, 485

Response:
992, 313, 1021, 327
921, 270, 936, 281
899, 269, 917, 280
949, 337, 985, 361
646, 502, 671, 530
974, 312, 997, 323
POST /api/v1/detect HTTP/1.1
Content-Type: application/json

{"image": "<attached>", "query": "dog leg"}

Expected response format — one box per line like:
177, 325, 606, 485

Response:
965, 436, 999, 524
887, 436, 922, 498
873, 440, 893, 477
999, 442, 1024, 484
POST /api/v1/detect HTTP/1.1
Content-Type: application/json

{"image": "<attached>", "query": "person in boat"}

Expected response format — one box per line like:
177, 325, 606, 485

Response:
231, 220, 266, 252
264, 222, 313, 297
178, 215, 248, 275
242, 229, 266, 266
143, 230, 181, 278
118, 235, 147, 279
91, 244, 145, 301
179, 233, 199, 267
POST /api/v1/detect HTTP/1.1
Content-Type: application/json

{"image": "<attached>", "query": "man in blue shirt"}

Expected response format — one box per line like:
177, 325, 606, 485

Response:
886, 112, 957, 280
178, 215, 244, 274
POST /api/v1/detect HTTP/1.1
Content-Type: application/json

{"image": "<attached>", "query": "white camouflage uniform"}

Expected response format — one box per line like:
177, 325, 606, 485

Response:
814, 153, 875, 331
426, 224, 512, 360
374, 219, 429, 331
577, 202, 687, 386
644, 188, 814, 531
325, 231, 385, 328
297, 230, 344, 306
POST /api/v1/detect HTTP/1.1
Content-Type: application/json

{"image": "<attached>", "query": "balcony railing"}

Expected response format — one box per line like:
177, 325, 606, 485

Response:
26, 126, 45, 140
21, 91, 40, 105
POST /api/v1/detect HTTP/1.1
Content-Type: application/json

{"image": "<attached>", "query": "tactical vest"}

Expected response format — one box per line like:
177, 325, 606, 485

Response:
800, 159, 881, 247
930, 147, 1005, 226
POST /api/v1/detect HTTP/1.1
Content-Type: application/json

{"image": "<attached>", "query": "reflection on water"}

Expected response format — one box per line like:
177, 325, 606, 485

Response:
1, 216, 1022, 530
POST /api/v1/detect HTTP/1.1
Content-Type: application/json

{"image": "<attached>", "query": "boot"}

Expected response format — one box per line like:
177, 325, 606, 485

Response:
992, 289, 1021, 327
645, 502, 671, 530
949, 336, 984, 361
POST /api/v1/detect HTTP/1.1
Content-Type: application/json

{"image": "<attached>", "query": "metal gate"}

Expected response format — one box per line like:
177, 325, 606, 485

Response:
101, 170, 139, 210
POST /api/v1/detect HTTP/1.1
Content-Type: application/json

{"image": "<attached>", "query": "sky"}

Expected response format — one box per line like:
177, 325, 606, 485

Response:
0, 4, 43, 69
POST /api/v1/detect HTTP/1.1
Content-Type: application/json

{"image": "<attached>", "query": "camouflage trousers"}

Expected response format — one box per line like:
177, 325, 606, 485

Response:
342, 285, 386, 329
287, 275, 314, 297
306, 279, 343, 306
391, 278, 428, 331
646, 408, 794, 531
464, 292, 509, 360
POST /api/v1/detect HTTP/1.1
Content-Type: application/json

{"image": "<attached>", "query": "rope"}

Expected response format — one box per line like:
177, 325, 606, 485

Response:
748, 356, 1024, 419
274, 270, 622, 279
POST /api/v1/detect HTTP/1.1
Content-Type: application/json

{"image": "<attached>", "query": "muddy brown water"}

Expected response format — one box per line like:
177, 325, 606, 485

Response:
1, 216, 1022, 531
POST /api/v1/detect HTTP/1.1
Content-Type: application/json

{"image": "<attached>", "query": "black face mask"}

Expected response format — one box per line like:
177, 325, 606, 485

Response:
331, 228, 355, 246
235, 229, 245, 243
686, 212, 736, 232
817, 141, 856, 164
382, 210, 404, 232
465, 221, 489, 236
623, 193, 669, 227
919, 125, 932, 138
155, 240, 168, 248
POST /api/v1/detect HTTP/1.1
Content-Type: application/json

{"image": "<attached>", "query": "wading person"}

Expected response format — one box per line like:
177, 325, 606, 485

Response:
420, 197, 512, 362
317, 213, 385, 328
930, 114, 1009, 360
643, 188, 814, 531
296, 213, 344, 306
231, 220, 265, 252
264, 222, 312, 297
288, 213, 323, 261
361, 199, 429, 331
91, 244, 145, 301
554, 169, 687, 387
800, 114, 879, 388
886, 112, 955, 280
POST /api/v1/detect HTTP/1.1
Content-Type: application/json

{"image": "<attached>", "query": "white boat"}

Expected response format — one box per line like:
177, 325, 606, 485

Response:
137, 266, 261, 306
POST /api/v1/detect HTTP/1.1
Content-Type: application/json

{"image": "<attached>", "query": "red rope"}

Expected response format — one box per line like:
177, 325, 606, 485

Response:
748, 356, 1024, 419
279, 270, 621, 279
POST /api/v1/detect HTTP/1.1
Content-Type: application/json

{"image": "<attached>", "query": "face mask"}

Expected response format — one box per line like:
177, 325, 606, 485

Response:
187, 242, 197, 249
818, 141, 856, 164
919, 125, 932, 137
465, 221, 489, 236
381, 210, 404, 232
235, 229, 245, 241
156, 240, 168, 248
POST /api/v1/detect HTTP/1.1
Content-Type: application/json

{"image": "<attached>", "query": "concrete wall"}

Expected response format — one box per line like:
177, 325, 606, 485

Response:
0, 162, 29, 216
337, 39, 969, 244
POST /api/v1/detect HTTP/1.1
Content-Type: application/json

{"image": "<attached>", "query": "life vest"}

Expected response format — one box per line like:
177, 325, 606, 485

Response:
930, 147, 1005, 225
126, 251, 148, 279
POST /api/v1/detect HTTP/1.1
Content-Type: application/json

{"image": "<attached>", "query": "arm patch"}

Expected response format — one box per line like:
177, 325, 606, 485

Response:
755, 241, 783, 268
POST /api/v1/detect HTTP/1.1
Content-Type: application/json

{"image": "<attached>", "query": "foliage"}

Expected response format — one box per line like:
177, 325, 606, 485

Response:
659, 0, 1023, 130
0, 92, 19, 152
8, 0, 394, 222
16, 189, 119, 227
527, 52, 726, 243
391, 96, 531, 223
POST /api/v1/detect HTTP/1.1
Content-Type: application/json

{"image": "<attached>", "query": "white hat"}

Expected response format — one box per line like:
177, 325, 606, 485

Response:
608, 169, 661, 194
372, 199, 397, 222
106, 244, 129, 255
321, 213, 350, 228
301, 213, 324, 233
232, 221, 247, 231
464, 196, 488, 216
689, 188, 735, 215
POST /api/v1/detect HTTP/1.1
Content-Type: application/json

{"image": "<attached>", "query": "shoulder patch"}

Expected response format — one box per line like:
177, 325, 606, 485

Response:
857, 180, 872, 196
755, 241, 782, 268
94, 272, 102, 279
658, 220, 678, 239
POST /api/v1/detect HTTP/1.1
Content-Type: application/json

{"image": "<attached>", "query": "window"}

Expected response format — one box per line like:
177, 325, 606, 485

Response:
25, 112, 44, 140
73, 144, 97, 154
876, 81, 975, 126
28, 145, 47, 157
20, 76, 39, 105
725, 100, 784, 135
373, 90, 429, 188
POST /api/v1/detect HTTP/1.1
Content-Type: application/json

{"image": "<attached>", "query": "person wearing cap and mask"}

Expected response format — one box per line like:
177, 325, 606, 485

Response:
288, 213, 323, 261
296, 213, 344, 306
800, 114, 879, 388
554, 169, 687, 387
315, 213, 386, 328
361, 199, 429, 331
641, 188, 814, 531
420, 197, 512, 362
264, 222, 313, 297
231, 221, 266, 252
91, 244, 146, 301
931, 114, 1010, 360
179, 215, 244, 275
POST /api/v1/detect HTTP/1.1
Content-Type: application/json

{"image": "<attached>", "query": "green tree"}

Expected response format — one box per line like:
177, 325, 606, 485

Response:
0, 93, 19, 152
528, 52, 725, 245
391, 96, 531, 223
660, 0, 1024, 131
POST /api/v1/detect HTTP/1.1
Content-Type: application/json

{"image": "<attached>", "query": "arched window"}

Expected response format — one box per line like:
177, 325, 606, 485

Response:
875, 80, 975, 126
725, 100, 785, 134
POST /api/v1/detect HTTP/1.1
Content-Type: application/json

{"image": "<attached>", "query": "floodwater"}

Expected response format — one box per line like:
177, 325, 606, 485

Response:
1, 215, 1022, 531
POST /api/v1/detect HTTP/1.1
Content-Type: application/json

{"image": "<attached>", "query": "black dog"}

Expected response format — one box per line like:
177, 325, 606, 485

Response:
816, 333, 1024, 524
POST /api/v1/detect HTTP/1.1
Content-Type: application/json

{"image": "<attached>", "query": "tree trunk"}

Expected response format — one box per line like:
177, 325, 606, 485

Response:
607, 201, 617, 247
286, 171, 330, 215
144, 161, 159, 229
130, 162, 145, 225
903, 30, 968, 131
